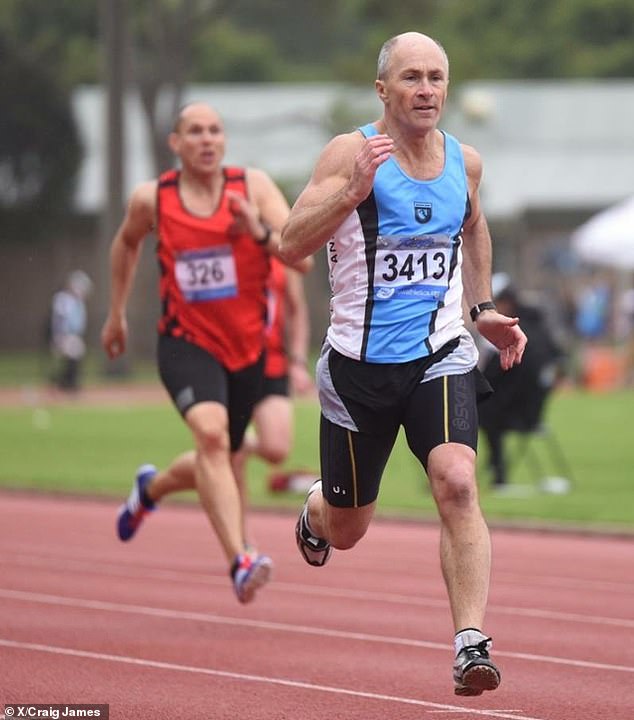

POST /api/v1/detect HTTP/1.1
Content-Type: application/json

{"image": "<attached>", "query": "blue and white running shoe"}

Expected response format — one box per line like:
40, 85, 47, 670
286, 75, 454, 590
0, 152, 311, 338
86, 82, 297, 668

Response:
116, 464, 157, 541
231, 553, 273, 604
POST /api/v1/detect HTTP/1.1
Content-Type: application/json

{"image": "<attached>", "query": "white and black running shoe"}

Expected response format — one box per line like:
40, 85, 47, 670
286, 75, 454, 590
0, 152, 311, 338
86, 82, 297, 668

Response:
295, 480, 332, 567
453, 637, 501, 696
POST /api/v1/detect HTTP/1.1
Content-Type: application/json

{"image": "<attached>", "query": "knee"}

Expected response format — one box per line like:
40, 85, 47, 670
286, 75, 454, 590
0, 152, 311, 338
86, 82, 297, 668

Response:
193, 420, 230, 456
257, 440, 289, 466
329, 529, 363, 551
323, 509, 372, 550
436, 473, 477, 510
429, 452, 478, 511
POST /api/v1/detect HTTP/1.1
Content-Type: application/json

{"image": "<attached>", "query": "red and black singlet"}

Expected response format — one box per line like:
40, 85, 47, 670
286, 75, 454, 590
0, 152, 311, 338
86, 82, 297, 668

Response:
156, 167, 270, 371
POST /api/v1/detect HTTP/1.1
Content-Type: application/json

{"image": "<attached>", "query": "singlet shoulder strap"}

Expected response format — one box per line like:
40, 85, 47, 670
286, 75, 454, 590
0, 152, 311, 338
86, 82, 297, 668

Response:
442, 131, 463, 161
158, 169, 179, 188
358, 123, 379, 139
223, 166, 246, 183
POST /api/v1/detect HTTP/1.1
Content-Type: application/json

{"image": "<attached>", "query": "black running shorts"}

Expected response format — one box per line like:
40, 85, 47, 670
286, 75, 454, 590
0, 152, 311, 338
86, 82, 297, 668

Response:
157, 334, 264, 451
319, 345, 486, 508
259, 373, 289, 402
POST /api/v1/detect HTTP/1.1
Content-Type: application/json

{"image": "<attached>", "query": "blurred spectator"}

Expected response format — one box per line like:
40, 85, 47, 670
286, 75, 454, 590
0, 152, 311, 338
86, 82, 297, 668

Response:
48, 270, 93, 392
478, 273, 567, 489
574, 270, 612, 342
617, 287, 634, 386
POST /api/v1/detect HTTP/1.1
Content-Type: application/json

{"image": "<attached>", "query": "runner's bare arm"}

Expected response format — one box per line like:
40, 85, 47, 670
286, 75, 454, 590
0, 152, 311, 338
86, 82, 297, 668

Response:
285, 269, 314, 396
242, 168, 313, 274
101, 181, 157, 359
460, 145, 492, 309
280, 131, 395, 264
460, 145, 526, 369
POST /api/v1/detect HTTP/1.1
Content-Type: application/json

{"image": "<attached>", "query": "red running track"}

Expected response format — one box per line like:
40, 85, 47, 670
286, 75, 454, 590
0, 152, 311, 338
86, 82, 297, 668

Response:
1, 491, 633, 720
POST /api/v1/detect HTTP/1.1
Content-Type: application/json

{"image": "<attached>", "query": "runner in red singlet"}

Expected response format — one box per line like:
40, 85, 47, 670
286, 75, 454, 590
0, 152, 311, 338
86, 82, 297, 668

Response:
148, 258, 319, 546
101, 102, 312, 604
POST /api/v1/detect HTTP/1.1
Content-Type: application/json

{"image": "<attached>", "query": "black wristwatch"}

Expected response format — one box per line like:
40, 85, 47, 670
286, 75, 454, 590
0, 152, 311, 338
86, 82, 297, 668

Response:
255, 223, 272, 245
469, 301, 497, 322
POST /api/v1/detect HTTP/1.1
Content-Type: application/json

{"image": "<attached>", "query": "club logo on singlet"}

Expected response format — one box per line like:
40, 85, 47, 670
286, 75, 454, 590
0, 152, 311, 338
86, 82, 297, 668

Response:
414, 202, 432, 224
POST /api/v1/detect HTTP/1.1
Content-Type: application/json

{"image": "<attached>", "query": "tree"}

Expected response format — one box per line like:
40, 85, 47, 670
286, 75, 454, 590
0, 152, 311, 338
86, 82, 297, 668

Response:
191, 19, 282, 82
126, 0, 233, 174
555, 0, 634, 77
0, 36, 80, 220
434, 0, 634, 82
0, 0, 99, 86
229, 0, 347, 74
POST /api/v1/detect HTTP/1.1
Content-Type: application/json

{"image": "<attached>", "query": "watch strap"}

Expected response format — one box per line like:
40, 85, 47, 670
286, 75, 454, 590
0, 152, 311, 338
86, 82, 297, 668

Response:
470, 300, 497, 322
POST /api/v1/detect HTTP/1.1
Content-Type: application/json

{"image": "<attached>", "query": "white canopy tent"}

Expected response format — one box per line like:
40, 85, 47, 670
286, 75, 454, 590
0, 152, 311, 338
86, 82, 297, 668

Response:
571, 196, 634, 270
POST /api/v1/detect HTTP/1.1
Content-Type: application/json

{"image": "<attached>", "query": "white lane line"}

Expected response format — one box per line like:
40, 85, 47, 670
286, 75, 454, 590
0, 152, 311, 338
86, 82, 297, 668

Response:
2, 554, 633, 630
494, 572, 634, 597
0, 588, 632, 674
0, 638, 548, 720
4, 548, 634, 597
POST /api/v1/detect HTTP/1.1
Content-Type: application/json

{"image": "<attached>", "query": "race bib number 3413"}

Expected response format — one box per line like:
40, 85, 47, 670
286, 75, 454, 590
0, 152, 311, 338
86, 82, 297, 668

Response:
175, 245, 238, 302
373, 233, 452, 301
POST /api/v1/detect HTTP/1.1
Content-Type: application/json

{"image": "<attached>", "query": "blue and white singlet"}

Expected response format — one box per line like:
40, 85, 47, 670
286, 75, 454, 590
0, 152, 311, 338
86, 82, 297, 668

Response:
325, 123, 478, 370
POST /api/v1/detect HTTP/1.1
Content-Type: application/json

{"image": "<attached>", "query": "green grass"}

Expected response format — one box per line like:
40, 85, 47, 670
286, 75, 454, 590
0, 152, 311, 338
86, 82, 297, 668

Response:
1, 386, 633, 532
0, 351, 158, 388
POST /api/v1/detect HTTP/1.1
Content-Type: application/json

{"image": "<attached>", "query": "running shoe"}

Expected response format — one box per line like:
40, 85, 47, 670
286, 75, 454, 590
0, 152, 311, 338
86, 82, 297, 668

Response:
453, 637, 501, 696
231, 553, 273, 604
116, 464, 157, 541
295, 480, 332, 567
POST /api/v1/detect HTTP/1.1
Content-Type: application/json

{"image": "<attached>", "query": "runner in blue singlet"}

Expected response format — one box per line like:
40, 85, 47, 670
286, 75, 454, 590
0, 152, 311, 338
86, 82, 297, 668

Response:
281, 31, 527, 697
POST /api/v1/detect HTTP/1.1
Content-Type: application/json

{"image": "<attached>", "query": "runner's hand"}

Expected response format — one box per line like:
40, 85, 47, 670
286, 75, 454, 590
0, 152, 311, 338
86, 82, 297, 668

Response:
476, 311, 527, 370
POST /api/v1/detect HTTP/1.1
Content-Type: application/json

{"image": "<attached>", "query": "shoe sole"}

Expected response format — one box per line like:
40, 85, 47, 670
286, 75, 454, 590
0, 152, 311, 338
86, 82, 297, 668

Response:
454, 665, 501, 696
238, 558, 273, 604
116, 505, 132, 541
116, 503, 152, 542
116, 506, 142, 542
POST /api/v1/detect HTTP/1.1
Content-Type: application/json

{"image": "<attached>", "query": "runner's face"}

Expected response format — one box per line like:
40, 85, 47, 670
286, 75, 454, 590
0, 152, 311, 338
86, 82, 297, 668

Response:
377, 37, 449, 132
171, 106, 226, 174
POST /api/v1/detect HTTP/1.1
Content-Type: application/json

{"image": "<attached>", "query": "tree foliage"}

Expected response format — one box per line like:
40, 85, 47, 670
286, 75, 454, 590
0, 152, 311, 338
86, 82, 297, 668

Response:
0, 0, 99, 86
3, 0, 633, 89
555, 0, 634, 77
191, 20, 282, 82
0, 0, 86, 224
434, 0, 634, 82
2, 0, 633, 211
0, 35, 80, 219
125, 0, 234, 173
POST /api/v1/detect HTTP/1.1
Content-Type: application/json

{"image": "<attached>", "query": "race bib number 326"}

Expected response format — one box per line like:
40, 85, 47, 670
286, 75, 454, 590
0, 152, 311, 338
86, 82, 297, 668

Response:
175, 245, 238, 302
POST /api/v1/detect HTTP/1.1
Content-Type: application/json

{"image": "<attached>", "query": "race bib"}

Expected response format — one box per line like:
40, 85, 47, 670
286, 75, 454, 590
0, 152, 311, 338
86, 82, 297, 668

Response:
373, 233, 453, 301
175, 245, 238, 302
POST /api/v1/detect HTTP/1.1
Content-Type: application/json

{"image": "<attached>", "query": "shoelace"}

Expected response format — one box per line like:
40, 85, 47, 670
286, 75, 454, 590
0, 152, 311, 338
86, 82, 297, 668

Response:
130, 506, 149, 525
301, 508, 328, 546
231, 553, 252, 580
461, 638, 492, 658
128, 483, 155, 516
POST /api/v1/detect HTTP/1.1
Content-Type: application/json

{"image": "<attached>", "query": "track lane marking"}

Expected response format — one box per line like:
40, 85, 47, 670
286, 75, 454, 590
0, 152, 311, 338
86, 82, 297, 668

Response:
0, 588, 632, 674
4, 545, 634, 597
2, 553, 633, 629
0, 638, 548, 720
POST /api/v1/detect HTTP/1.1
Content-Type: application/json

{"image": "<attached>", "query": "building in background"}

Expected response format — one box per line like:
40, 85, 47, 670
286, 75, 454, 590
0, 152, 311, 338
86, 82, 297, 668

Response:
3, 81, 634, 357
